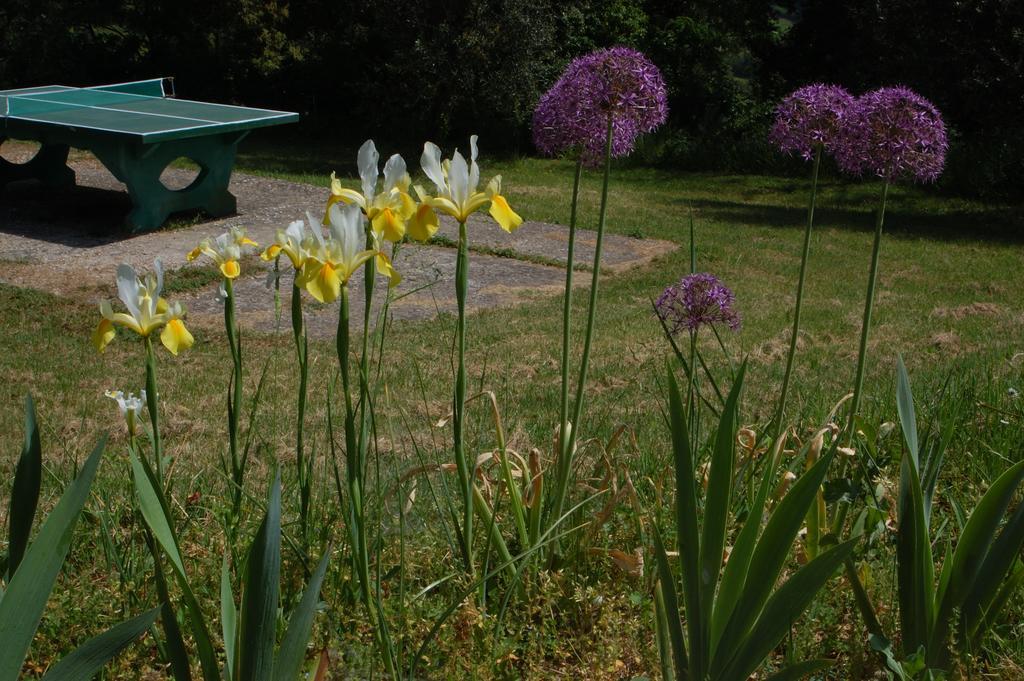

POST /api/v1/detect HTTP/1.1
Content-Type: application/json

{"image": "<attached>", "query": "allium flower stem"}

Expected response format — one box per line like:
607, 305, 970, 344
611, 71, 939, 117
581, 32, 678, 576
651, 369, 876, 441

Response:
689, 209, 697, 274
772, 143, 823, 440
652, 303, 721, 415
709, 322, 737, 378
556, 156, 585, 490
453, 219, 474, 575
846, 181, 890, 443
551, 115, 614, 528
688, 330, 698, 452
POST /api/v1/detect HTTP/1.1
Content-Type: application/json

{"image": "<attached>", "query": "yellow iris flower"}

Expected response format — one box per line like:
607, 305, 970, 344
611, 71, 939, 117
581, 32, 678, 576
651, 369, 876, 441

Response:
93, 260, 194, 355
260, 219, 314, 270
187, 226, 258, 279
417, 135, 523, 232
297, 204, 378, 304
325, 140, 417, 244
407, 201, 440, 242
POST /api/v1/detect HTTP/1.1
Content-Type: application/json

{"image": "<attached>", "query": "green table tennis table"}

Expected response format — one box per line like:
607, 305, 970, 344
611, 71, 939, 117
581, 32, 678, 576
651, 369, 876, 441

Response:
0, 78, 298, 231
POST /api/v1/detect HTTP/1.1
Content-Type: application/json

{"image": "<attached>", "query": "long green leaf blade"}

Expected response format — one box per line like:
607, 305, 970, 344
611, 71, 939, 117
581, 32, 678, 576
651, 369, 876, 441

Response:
896, 356, 919, 468
712, 432, 782, 652
961, 485, 1024, 642
655, 579, 675, 681
896, 446, 934, 653
275, 547, 331, 681
717, 539, 856, 681
971, 562, 1024, 650
927, 459, 1024, 666
711, 449, 835, 673
934, 539, 953, 618
893, 359, 936, 653
132, 453, 220, 681
0, 435, 106, 681
653, 527, 688, 678
667, 365, 704, 676
41, 606, 160, 680
179, 587, 221, 681
238, 471, 282, 681
221, 556, 238, 681
7, 393, 42, 580
147, 532, 192, 681
698, 361, 745, 665
131, 453, 185, 575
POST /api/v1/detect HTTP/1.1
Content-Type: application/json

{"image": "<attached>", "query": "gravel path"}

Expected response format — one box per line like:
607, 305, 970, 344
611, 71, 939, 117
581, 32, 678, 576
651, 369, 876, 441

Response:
0, 143, 675, 336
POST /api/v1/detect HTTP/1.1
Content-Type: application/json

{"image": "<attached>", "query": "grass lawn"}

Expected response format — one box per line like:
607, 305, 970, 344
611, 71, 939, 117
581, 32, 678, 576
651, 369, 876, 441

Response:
1, 137, 1022, 678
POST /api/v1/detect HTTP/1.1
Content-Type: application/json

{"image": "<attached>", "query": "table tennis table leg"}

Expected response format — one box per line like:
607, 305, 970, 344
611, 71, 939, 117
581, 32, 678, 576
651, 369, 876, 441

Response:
91, 132, 246, 232
0, 137, 76, 190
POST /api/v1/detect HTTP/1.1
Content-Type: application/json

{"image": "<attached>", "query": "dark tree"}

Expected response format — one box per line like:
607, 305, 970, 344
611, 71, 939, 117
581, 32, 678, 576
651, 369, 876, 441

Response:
768, 0, 1024, 195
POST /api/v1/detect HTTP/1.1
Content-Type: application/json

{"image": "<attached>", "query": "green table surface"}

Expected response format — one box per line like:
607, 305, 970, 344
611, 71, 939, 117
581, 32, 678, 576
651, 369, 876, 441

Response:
1, 80, 298, 143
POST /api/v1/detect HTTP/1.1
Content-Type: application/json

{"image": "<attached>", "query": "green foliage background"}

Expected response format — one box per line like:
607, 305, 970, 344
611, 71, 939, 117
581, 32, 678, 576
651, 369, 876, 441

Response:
0, 0, 1021, 197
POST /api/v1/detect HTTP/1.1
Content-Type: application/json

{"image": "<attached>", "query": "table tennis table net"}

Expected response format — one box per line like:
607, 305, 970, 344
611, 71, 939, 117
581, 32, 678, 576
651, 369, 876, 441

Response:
1, 79, 167, 115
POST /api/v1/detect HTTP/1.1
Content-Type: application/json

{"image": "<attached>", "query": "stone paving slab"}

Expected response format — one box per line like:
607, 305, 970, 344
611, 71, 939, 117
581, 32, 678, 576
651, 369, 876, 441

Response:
181, 243, 570, 339
0, 145, 675, 334
432, 214, 667, 274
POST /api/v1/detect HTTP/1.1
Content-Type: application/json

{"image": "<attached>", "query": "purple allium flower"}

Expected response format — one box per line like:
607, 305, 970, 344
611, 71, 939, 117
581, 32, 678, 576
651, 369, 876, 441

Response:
655, 273, 741, 335
834, 86, 948, 183
769, 84, 856, 160
532, 47, 668, 164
